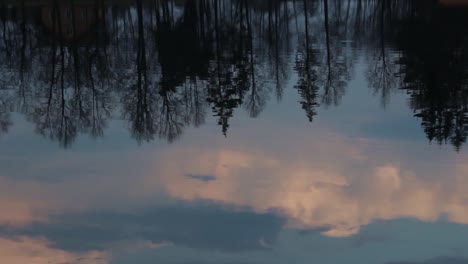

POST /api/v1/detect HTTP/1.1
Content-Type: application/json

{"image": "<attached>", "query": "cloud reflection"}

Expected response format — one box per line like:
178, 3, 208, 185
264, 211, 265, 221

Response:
0, 202, 285, 253
158, 139, 468, 237
0, 128, 468, 258
0, 236, 107, 264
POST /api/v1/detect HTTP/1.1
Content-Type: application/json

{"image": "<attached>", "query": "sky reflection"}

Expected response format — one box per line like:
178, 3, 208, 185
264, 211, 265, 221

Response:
1, 83, 468, 263
1, 0, 468, 263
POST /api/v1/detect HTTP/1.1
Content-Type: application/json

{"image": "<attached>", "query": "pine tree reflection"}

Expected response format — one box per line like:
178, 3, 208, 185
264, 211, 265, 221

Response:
0, 0, 466, 150
396, 3, 468, 150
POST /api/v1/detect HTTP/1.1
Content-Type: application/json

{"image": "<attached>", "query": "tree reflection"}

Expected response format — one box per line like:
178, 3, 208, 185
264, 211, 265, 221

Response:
319, 0, 351, 107
294, 0, 353, 121
396, 4, 468, 150
0, 90, 12, 137
0, 0, 467, 150
294, 0, 319, 122
21, 1, 113, 147
365, 0, 402, 108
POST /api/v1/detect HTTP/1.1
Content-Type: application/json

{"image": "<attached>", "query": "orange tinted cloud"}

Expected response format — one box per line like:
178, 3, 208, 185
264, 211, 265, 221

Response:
157, 139, 468, 237
1, 130, 467, 240
0, 200, 47, 227
0, 236, 108, 264
0, 177, 49, 227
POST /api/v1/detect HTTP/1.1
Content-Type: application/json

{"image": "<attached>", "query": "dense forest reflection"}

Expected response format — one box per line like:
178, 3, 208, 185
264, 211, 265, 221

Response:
0, 0, 467, 149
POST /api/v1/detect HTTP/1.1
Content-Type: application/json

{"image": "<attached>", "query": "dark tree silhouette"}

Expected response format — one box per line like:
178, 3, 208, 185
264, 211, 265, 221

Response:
1, 0, 465, 151
397, 4, 468, 150
366, 0, 401, 108
0, 89, 13, 137
294, 0, 319, 122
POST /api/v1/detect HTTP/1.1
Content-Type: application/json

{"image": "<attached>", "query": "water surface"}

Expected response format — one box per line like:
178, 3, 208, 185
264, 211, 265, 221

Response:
1, 0, 468, 263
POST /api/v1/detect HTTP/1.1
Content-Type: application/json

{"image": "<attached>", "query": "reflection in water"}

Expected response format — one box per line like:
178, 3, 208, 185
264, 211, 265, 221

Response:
2, 1, 468, 264
158, 141, 468, 237
1, 132, 468, 263
0, 236, 107, 264
396, 4, 468, 150
0, 0, 467, 149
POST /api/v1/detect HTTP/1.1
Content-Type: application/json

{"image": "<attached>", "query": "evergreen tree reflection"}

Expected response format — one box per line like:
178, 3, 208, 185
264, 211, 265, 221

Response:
0, 0, 466, 151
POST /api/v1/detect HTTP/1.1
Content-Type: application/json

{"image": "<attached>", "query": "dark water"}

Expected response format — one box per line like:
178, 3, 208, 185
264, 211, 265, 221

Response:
1, 0, 468, 263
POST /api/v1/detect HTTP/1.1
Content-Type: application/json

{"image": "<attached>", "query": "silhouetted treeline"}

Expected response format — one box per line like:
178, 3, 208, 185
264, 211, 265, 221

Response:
396, 2, 468, 151
0, 0, 467, 150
